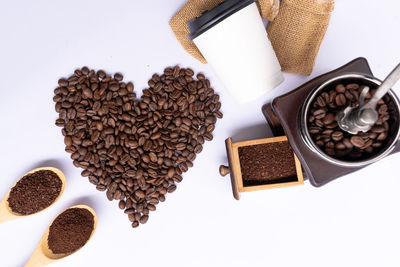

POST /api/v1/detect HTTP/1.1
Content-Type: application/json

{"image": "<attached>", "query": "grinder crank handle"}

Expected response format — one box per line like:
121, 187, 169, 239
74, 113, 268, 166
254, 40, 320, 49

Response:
362, 63, 400, 110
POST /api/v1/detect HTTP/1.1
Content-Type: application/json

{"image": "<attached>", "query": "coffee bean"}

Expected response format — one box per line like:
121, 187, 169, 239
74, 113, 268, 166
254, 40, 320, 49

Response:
308, 127, 321, 134
142, 208, 149, 216
346, 83, 359, 90
361, 139, 373, 150
383, 121, 389, 131
316, 140, 324, 147
323, 113, 335, 125
55, 119, 64, 127
167, 184, 177, 193
119, 200, 126, 210
139, 215, 149, 224
135, 189, 146, 198
321, 92, 329, 103
207, 124, 215, 133
204, 132, 213, 141
335, 84, 346, 93
326, 141, 335, 149
194, 144, 203, 154
368, 132, 378, 139
54, 66, 222, 228
328, 90, 336, 103
88, 176, 98, 185
124, 208, 135, 214
377, 132, 387, 141
342, 138, 353, 149
134, 212, 141, 221
197, 73, 205, 80
350, 136, 365, 148
371, 126, 385, 133
126, 82, 134, 92
316, 95, 326, 107
205, 115, 216, 124
335, 142, 346, 150
96, 184, 106, 191
313, 109, 326, 120
331, 131, 343, 141
167, 168, 175, 178
345, 90, 354, 102
182, 118, 191, 126
146, 204, 155, 211
335, 94, 346, 106
64, 136, 72, 146
315, 119, 324, 128
58, 78, 68, 87
372, 142, 383, 148
114, 73, 123, 81
83, 88, 93, 98
159, 195, 166, 202
378, 104, 388, 114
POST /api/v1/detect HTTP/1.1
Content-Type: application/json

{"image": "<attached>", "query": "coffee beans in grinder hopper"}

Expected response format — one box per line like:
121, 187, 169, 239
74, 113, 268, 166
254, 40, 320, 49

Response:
307, 82, 393, 160
53, 66, 222, 227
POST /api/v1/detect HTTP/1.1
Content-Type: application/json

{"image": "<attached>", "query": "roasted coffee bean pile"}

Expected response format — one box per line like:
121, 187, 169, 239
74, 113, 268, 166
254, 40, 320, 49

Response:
53, 66, 222, 227
307, 83, 392, 160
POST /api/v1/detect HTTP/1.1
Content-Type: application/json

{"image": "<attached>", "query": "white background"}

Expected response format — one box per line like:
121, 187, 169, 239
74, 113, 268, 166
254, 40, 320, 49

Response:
0, 0, 399, 266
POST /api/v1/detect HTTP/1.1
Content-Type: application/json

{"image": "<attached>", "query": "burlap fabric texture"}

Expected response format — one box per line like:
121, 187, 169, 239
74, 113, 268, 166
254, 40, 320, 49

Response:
257, 0, 279, 21
267, 0, 334, 76
169, 0, 279, 64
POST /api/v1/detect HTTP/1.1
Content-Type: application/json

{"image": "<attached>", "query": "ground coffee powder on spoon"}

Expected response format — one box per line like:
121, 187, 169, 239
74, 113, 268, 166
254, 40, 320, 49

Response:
48, 208, 94, 254
7, 170, 62, 215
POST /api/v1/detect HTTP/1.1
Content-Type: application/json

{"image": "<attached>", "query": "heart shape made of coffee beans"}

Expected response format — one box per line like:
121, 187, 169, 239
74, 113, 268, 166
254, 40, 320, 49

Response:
53, 66, 222, 228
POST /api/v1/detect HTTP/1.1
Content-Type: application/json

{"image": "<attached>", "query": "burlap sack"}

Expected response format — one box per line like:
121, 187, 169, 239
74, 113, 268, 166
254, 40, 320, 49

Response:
267, 0, 334, 76
257, 0, 279, 21
169, 0, 279, 64
169, 0, 225, 64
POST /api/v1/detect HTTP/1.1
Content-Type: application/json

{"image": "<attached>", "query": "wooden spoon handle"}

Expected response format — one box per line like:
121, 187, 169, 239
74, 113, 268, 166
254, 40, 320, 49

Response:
0, 197, 17, 224
25, 253, 51, 267
25, 234, 53, 267
25, 254, 48, 267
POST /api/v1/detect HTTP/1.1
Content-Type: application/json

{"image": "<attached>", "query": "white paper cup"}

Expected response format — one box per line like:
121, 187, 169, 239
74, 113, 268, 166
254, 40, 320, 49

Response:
188, 0, 283, 103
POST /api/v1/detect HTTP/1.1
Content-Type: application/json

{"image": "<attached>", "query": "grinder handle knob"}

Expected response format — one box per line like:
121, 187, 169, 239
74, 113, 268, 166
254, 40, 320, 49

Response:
219, 165, 230, 177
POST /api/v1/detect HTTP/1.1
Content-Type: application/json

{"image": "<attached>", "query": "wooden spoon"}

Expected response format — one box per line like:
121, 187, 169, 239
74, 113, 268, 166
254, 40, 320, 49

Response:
25, 205, 97, 267
0, 167, 66, 224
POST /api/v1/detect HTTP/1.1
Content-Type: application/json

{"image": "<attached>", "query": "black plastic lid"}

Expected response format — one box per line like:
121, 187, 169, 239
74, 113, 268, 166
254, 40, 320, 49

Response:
187, 0, 257, 40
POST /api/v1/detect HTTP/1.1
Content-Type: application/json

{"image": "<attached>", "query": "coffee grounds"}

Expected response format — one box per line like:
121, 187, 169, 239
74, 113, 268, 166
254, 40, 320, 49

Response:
48, 208, 94, 254
238, 141, 297, 185
7, 170, 62, 215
